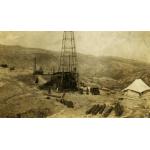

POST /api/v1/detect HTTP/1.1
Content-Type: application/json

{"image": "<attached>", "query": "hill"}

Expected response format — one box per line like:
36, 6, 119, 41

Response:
0, 44, 150, 89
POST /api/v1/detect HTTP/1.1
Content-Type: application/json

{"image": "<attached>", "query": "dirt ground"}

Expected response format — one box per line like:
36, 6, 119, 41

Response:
0, 68, 66, 117
1, 67, 150, 118
49, 92, 117, 118
48, 91, 150, 118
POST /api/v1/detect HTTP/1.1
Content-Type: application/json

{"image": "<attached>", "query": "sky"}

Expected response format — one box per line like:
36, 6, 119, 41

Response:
0, 31, 150, 62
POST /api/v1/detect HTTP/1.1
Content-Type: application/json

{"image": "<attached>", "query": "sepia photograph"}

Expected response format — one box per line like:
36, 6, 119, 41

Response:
1, 1, 150, 150
0, 31, 150, 118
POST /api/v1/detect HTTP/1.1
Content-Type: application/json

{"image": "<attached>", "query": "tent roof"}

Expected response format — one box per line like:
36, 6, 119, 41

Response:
123, 79, 150, 93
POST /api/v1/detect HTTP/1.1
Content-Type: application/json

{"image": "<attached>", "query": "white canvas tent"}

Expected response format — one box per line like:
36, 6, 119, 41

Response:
122, 79, 150, 97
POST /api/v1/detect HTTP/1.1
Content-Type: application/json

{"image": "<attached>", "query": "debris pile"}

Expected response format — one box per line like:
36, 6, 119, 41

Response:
114, 102, 124, 116
9, 66, 15, 71
102, 106, 113, 117
59, 99, 74, 108
86, 104, 106, 115
99, 104, 106, 114
55, 92, 74, 108
0, 64, 8, 68
86, 104, 97, 115
86, 102, 124, 117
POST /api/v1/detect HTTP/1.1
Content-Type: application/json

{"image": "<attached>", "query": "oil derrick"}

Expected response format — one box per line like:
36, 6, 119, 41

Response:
40, 31, 79, 91
48, 31, 78, 91
58, 31, 79, 91
59, 31, 77, 73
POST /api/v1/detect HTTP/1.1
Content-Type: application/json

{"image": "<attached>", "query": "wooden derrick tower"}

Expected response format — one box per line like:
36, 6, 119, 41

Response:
59, 31, 77, 73
47, 31, 78, 91
57, 31, 78, 90
41, 31, 79, 91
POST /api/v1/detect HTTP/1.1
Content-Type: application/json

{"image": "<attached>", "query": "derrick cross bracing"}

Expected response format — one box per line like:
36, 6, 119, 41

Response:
59, 31, 78, 73
55, 31, 79, 91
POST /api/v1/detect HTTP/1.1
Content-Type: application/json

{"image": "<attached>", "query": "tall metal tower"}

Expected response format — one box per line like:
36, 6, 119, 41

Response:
59, 31, 78, 73
42, 31, 79, 91
57, 31, 78, 90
